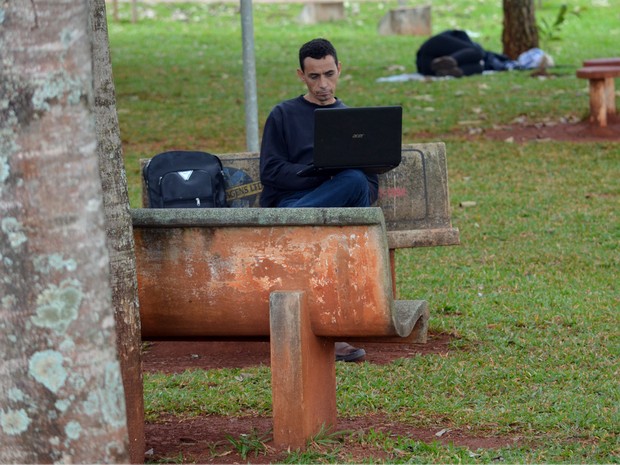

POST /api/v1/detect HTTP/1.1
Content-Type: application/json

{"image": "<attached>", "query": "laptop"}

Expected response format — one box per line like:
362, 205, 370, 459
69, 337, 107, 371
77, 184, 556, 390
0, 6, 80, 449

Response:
297, 105, 403, 177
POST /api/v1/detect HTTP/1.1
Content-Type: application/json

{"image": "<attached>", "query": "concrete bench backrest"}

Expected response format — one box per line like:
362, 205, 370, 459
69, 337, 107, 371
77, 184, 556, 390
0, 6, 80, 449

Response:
132, 207, 417, 340
140, 142, 459, 249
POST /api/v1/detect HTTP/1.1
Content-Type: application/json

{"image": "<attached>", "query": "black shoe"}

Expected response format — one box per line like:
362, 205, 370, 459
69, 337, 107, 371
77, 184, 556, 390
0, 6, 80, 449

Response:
431, 56, 463, 77
335, 342, 366, 362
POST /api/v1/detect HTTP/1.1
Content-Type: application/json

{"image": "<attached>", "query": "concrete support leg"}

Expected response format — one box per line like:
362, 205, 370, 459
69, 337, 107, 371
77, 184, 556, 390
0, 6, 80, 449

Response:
269, 291, 337, 449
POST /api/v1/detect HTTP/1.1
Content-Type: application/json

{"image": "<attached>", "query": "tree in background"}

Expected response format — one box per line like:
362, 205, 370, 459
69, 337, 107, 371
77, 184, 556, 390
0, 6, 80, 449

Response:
0, 1, 129, 462
502, 0, 539, 59
90, 0, 145, 462
110, 0, 138, 23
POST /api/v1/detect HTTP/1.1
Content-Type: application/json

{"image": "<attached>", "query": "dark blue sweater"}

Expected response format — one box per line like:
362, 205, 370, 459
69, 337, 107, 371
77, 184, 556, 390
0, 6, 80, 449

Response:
259, 95, 378, 207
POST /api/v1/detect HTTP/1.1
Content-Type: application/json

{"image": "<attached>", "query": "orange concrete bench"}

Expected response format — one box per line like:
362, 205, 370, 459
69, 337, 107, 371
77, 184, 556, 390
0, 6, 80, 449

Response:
141, 142, 460, 299
132, 207, 428, 447
576, 63, 620, 127
134, 142, 458, 448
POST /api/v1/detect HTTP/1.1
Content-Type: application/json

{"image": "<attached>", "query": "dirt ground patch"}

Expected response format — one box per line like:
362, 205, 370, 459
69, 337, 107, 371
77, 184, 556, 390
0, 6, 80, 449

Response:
467, 114, 620, 143
142, 333, 455, 373
144, 412, 522, 463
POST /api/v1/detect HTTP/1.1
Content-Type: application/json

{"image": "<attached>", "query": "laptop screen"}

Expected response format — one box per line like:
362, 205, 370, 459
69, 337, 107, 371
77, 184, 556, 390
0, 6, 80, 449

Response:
313, 105, 402, 173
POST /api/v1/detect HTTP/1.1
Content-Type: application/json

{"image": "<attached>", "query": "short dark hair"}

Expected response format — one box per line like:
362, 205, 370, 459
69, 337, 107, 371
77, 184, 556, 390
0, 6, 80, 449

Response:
299, 38, 338, 71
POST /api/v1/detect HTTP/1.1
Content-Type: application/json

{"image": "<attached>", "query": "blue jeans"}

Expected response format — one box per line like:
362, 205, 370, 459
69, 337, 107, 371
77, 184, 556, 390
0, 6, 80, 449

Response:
277, 169, 372, 208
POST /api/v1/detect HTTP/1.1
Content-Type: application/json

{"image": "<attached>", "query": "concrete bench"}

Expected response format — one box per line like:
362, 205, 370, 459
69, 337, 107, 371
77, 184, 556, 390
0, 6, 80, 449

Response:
377, 5, 432, 36
132, 207, 428, 447
141, 142, 460, 302
133, 142, 458, 447
298, 0, 345, 24
576, 63, 620, 127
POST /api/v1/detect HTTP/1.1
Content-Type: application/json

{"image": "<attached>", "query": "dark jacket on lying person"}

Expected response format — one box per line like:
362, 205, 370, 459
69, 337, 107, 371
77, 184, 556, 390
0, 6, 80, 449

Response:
416, 29, 519, 77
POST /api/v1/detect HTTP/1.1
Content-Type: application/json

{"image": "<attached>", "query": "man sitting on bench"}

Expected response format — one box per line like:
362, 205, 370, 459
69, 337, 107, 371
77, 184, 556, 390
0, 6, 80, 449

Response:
259, 38, 373, 362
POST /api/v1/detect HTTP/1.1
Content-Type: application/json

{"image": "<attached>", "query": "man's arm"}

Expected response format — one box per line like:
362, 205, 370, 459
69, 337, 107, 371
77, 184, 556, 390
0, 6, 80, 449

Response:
260, 108, 326, 191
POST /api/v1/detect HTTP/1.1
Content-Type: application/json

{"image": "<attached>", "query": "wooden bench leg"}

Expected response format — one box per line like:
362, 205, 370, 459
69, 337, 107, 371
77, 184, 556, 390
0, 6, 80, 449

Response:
269, 291, 336, 449
588, 78, 608, 127
604, 77, 616, 115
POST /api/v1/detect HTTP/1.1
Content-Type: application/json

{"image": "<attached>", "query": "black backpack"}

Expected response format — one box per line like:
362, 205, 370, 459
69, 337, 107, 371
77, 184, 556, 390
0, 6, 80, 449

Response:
143, 150, 227, 208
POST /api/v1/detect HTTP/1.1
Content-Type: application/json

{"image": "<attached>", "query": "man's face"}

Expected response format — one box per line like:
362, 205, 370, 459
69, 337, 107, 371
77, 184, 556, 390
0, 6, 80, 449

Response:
297, 55, 341, 106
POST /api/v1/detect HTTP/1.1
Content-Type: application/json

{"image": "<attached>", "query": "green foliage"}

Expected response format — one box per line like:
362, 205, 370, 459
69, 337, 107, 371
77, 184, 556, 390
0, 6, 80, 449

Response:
282, 425, 350, 463
112, 0, 619, 462
225, 428, 272, 460
538, 3, 582, 43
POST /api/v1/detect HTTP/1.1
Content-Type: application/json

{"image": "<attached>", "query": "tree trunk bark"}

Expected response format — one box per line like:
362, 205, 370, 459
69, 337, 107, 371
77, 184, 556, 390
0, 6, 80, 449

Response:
502, 0, 539, 59
89, 0, 145, 462
0, 1, 129, 462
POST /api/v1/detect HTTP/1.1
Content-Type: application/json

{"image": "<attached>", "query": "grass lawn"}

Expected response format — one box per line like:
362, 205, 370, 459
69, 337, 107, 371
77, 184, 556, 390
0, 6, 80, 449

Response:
108, 0, 619, 462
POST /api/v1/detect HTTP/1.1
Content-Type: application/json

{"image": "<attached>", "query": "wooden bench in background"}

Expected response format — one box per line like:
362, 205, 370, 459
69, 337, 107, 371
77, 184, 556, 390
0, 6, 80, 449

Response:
576, 58, 620, 127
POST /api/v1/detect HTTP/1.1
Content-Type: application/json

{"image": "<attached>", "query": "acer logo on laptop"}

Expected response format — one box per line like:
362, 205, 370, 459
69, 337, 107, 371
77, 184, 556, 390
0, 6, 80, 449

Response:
352, 133, 365, 138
